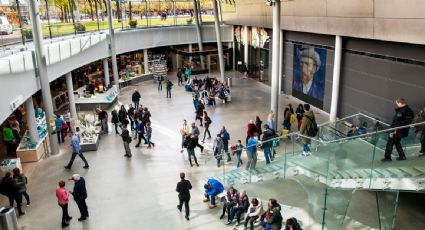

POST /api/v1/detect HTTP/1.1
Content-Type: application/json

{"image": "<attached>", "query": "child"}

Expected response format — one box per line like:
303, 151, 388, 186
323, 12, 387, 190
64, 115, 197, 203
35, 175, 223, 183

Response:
232, 140, 244, 168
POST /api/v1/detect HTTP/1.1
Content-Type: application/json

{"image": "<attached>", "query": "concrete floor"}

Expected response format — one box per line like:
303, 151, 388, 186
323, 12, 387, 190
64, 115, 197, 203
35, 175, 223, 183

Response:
3, 71, 423, 230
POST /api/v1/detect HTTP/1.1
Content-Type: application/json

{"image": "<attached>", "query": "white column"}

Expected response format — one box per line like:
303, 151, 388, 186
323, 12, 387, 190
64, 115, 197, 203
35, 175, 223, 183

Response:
330, 35, 342, 122
192, 0, 204, 53
188, 43, 193, 63
28, 0, 59, 154
271, 0, 281, 127
106, 0, 119, 90
103, 58, 110, 87
143, 49, 149, 74
244, 25, 249, 67
212, 0, 225, 82
24, 97, 40, 143
65, 72, 77, 119
278, 30, 283, 94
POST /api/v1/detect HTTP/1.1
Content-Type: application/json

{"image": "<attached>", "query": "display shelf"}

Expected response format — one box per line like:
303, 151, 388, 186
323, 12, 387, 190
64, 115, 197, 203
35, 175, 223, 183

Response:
16, 130, 49, 163
75, 113, 101, 152
74, 85, 119, 110
0, 158, 22, 177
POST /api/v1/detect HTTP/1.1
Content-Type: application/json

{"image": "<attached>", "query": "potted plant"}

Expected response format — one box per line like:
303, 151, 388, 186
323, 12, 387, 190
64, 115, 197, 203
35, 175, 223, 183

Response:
129, 20, 137, 28
75, 23, 86, 33
186, 18, 193, 25
22, 28, 32, 39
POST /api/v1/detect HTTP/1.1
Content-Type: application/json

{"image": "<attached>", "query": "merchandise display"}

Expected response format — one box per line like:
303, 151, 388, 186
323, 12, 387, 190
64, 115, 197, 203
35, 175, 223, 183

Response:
0, 158, 22, 177
151, 54, 168, 81
76, 113, 101, 146
106, 87, 119, 102
18, 110, 48, 151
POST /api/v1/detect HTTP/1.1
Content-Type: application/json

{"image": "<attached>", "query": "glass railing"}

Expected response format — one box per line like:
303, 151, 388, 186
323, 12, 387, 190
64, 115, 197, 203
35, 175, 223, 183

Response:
212, 119, 425, 229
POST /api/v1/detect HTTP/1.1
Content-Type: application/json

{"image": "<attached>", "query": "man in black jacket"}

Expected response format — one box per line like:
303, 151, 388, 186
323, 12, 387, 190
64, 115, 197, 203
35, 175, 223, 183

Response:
70, 174, 89, 221
382, 98, 414, 162
1, 172, 24, 216
176, 172, 192, 220
132, 89, 141, 109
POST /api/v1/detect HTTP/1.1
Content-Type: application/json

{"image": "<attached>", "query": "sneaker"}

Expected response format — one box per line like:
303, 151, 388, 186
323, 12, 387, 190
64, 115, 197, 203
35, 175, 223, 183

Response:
301, 152, 308, 156
61, 223, 69, 228
83, 165, 89, 169
64, 166, 71, 169
226, 221, 232, 225
209, 205, 217, 209
307, 152, 312, 156
235, 222, 240, 226
196, 164, 200, 167
180, 149, 184, 153
201, 147, 204, 152
78, 217, 86, 221
203, 198, 210, 203
177, 205, 182, 212
185, 216, 190, 221
26, 203, 30, 207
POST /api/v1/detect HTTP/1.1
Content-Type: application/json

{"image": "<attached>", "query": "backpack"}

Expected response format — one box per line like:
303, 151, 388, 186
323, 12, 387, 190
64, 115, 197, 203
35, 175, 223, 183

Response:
206, 116, 212, 125
290, 114, 296, 124
306, 116, 318, 137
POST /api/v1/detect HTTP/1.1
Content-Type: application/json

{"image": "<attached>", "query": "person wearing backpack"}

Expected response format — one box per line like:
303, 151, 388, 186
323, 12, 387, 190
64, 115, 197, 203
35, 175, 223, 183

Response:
300, 104, 315, 156
220, 126, 231, 162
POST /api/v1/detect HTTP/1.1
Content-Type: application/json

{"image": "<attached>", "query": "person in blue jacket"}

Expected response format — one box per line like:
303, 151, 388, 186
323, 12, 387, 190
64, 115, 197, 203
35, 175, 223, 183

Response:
203, 178, 224, 208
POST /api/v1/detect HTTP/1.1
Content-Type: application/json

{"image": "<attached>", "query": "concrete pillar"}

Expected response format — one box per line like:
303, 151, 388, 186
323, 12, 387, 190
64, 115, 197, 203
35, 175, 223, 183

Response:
24, 97, 39, 143
271, 0, 281, 127
244, 25, 249, 67
65, 72, 77, 119
196, 0, 203, 24
192, 0, 204, 53
28, 0, 59, 154
330, 35, 342, 122
212, 0, 225, 82
103, 58, 110, 87
144, 49, 149, 74
188, 43, 193, 63
278, 30, 283, 94
106, 0, 119, 90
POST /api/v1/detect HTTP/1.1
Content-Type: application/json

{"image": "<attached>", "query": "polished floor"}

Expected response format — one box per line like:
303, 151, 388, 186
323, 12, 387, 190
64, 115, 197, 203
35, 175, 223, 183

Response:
3, 71, 327, 230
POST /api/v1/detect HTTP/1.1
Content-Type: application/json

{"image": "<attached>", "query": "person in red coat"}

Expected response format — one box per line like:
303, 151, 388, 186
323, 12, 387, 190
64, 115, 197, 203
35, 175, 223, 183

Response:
246, 120, 256, 144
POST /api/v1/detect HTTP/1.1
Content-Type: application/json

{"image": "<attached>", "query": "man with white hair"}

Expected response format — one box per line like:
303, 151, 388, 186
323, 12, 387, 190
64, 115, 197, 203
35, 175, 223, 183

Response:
293, 47, 325, 100
69, 174, 89, 221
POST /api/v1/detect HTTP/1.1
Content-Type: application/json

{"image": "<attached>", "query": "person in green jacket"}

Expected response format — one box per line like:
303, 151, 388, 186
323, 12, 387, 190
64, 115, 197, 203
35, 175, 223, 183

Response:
3, 124, 16, 156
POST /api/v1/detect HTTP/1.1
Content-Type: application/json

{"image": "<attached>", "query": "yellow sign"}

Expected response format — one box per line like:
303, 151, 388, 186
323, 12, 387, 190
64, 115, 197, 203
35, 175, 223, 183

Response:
221, 0, 236, 13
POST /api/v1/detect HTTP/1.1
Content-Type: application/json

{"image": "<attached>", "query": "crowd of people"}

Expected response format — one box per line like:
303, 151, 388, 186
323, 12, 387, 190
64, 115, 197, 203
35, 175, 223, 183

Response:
184, 73, 232, 105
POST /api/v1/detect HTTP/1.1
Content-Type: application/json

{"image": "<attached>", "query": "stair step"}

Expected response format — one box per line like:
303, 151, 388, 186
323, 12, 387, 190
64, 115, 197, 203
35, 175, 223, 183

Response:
413, 166, 425, 174
398, 167, 423, 177
373, 169, 392, 177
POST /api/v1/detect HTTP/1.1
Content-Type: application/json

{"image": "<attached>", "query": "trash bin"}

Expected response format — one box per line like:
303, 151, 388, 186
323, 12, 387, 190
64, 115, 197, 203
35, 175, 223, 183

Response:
0, 207, 19, 230
227, 77, 232, 87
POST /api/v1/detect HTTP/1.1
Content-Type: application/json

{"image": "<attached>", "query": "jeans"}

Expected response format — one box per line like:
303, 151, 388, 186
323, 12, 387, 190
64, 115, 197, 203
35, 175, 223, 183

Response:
59, 203, 71, 226
187, 148, 199, 166
245, 151, 257, 170
260, 220, 272, 230
229, 206, 245, 223
236, 152, 242, 168
178, 196, 190, 217
147, 134, 154, 147
8, 194, 23, 214
203, 126, 211, 142
21, 191, 30, 204
264, 146, 272, 164
193, 99, 198, 111
166, 89, 171, 98
303, 143, 311, 152
384, 134, 405, 159
133, 100, 139, 110
158, 82, 162, 91
56, 130, 62, 144
244, 215, 259, 230
205, 193, 218, 205
101, 119, 108, 133
136, 132, 148, 146
75, 199, 89, 218
113, 123, 119, 134
66, 151, 89, 168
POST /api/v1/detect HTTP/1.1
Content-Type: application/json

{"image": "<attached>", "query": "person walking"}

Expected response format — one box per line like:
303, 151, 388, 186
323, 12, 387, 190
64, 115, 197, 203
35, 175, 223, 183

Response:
56, 180, 72, 228
213, 135, 224, 167
135, 118, 148, 147
166, 80, 173, 98
246, 133, 259, 171
415, 102, 425, 157
145, 122, 155, 149
192, 90, 200, 111
96, 108, 108, 134
262, 124, 275, 164
184, 135, 199, 167
70, 174, 89, 221
202, 111, 212, 143
382, 98, 414, 162
121, 122, 132, 158
180, 120, 190, 153
196, 101, 205, 126
1, 172, 24, 216
111, 109, 120, 134
13, 168, 30, 206
64, 130, 89, 169
300, 104, 316, 156
128, 104, 136, 131
132, 89, 141, 109
220, 126, 231, 162
157, 75, 164, 91
176, 172, 192, 220
190, 122, 204, 152
233, 140, 244, 168
55, 115, 65, 144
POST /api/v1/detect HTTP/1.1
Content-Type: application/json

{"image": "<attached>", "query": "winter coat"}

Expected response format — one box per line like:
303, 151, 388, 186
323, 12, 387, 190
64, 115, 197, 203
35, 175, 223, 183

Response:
391, 105, 414, 138
72, 177, 87, 201
132, 91, 141, 102
205, 178, 224, 196
14, 174, 27, 193
111, 110, 119, 124
300, 110, 315, 145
